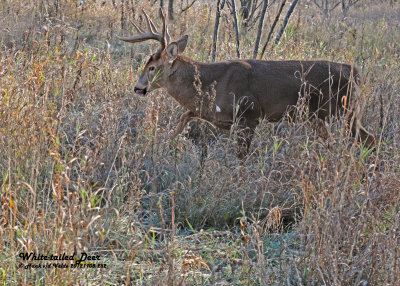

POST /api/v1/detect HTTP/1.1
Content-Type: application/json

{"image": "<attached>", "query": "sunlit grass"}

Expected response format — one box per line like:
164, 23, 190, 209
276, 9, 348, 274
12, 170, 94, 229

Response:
0, 1, 399, 285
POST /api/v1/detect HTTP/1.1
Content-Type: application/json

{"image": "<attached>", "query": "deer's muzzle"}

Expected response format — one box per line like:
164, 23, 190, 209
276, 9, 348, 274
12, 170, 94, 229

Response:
134, 87, 147, 95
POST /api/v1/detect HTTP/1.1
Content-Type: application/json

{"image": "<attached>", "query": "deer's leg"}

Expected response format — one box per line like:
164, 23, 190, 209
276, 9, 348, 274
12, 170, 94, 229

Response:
233, 95, 261, 160
312, 117, 329, 140
236, 126, 255, 160
170, 110, 196, 139
350, 120, 376, 149
344, 112, 376, 149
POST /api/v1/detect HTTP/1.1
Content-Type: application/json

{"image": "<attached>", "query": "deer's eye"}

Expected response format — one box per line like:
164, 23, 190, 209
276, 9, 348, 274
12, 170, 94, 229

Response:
149, 66, 155, 71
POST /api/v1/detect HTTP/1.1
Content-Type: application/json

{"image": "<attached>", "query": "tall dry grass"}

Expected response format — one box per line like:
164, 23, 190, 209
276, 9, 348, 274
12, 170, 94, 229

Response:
0, 0, 399, 285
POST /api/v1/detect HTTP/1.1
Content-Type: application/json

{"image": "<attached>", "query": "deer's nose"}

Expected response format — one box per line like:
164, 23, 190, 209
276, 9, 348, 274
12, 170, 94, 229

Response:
134, 87, 147, 95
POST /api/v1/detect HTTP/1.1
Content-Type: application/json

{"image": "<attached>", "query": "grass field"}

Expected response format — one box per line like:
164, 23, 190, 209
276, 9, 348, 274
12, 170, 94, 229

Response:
0, 0, 399, 285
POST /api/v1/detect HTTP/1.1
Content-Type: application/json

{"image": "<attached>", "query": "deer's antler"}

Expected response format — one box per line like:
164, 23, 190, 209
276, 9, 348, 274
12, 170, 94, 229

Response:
117, 8, 171, 55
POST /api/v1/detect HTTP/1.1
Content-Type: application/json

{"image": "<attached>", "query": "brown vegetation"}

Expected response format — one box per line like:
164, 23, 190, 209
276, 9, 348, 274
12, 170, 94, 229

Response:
0, 0, 399, 285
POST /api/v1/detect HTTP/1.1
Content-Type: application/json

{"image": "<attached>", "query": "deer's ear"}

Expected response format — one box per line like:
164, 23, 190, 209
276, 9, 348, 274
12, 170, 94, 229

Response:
166, 42, 178, 60
176, 35, 188, 54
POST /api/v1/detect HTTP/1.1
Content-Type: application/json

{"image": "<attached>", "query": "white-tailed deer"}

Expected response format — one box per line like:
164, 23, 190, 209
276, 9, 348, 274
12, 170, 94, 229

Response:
118, 9, 375, 158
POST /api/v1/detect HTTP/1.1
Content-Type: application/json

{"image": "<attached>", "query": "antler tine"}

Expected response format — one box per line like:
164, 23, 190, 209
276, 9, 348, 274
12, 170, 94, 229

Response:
132, 22, 144, 34
142, 9, 165, 46
165, 27, 171, 44
117, 10, 166, 48
159, 8, 170, 44
142, 10, 155, 33
142, 10, 164, 41
146, 15, 159, 34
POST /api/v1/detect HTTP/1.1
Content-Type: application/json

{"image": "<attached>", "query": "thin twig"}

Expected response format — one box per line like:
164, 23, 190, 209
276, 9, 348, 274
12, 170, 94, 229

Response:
180, 0, 197, 14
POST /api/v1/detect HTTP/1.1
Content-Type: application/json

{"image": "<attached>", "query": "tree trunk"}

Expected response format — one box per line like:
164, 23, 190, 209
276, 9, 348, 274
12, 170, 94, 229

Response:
211, 0, 225, 62
231, 0, 240, 58
259, 0, 286, 59
252, 0, 268, 59
121, 0, 125, 30
274, 0, 298, 45
168, 0, 174, 20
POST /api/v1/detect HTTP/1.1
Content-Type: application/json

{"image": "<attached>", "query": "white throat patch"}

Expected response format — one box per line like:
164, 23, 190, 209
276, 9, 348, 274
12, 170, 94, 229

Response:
216, 105, 221, 112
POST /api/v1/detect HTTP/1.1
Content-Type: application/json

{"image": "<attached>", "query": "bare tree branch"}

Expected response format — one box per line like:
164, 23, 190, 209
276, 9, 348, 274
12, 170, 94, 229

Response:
168, 0, 174, 20
274, 0, 299, 45
247, 0, 264, 27
180, 0, 197, 14
313, 0, 322, 9
253, 0, 268, 59
331, 1, 341, 11
314, 0, 342, 19
230, 0, 241, 58
211, 0, 226, 62
159, 0, 164, 18
259, 0, 286, 59
342, 0, 361, 15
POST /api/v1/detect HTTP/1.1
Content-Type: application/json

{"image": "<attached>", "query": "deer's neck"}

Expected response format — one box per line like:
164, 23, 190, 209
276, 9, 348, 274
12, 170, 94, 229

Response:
164, 56, 214, 117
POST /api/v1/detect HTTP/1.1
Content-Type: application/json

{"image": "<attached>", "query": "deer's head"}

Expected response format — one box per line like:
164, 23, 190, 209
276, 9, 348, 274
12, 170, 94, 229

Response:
118, 9, 188, 96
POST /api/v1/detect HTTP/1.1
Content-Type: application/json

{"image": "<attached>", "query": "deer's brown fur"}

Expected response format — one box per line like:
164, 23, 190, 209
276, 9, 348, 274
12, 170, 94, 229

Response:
119, 9, 375, 158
